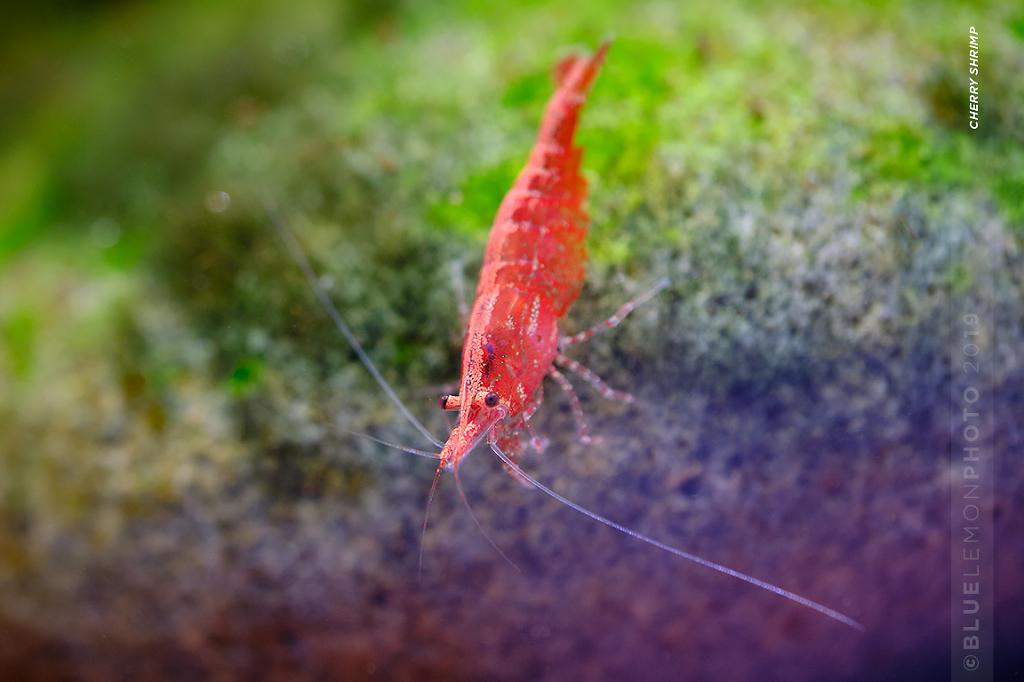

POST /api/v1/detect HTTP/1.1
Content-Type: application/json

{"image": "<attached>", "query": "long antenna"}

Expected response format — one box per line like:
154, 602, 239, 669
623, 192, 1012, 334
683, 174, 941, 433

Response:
337, 428, 441, 460
266, 200, 443, 449
489, 438, 865, 632
418, 464, 444, 580
454, 463, 521, 572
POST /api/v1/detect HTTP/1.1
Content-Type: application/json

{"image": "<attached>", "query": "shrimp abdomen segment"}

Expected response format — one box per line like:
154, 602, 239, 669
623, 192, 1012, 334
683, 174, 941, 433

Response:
477, 43, 608, 317
480, 217, 587, 317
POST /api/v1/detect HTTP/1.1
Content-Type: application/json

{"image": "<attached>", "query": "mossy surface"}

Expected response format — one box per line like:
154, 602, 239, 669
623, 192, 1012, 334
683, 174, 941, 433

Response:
1, 1, 1022, 679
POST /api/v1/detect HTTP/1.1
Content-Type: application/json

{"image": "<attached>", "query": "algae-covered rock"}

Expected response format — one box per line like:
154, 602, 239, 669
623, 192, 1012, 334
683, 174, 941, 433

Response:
1, 1, 1022, 680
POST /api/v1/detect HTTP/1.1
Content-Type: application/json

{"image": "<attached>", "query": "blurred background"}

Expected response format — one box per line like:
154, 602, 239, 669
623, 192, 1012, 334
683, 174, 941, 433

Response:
1, 0, 1022, 679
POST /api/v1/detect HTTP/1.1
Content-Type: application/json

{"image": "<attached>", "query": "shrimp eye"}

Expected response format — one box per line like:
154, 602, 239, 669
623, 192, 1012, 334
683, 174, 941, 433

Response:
438, 394, 451, 410
484, 391, 500, 408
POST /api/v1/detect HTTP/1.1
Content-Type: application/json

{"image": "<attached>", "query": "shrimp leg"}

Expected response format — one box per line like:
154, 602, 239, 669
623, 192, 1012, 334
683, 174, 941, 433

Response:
517, 390, 549, 453
559, 277, 670, 348
555, 353, 634, 404
548, 366, 600, 445
450, 258, 470, 334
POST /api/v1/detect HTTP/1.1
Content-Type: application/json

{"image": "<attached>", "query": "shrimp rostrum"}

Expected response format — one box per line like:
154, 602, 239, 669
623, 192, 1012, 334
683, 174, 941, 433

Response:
270, 41, 865, 632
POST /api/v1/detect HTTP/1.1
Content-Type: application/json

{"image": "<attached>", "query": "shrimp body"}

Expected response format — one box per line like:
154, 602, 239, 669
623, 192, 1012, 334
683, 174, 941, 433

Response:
438, 44, 608, 468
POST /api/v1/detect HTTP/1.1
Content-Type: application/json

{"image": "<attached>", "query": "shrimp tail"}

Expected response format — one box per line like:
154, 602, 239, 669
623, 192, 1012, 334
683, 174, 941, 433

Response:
554, 40, 610, 92
539, 41, 610, 150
